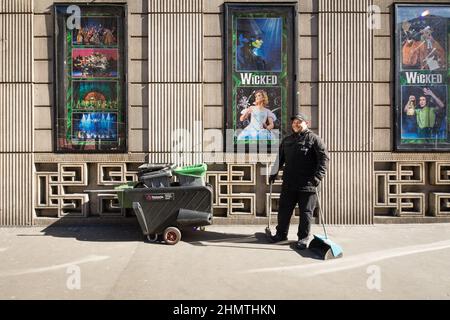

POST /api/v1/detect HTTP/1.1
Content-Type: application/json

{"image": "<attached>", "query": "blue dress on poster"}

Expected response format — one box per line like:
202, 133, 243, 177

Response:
237, 107, 277, 141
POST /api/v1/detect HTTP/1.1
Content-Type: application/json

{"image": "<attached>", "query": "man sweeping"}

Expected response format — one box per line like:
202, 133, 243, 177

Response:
269, 113, 329, 250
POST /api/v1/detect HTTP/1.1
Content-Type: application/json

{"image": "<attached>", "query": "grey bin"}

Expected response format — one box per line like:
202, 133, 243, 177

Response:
139, 168, 172, 188
174, 173, 205, 186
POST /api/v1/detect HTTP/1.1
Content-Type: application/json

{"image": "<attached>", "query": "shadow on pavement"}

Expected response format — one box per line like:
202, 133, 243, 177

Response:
35, 222, 144, 242
288, 242, 324, 260
31, 222, 324, 258
183, 231, 320, 257
182, 230, 292, 251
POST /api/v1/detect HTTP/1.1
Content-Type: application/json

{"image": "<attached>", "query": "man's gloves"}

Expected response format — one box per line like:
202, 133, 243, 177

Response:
312, 176, 321, 187
269, 174, 277, 184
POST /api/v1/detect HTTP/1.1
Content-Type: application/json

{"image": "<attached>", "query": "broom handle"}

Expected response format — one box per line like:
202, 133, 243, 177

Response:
315, 187, 328, 239
267, 182, 273, 228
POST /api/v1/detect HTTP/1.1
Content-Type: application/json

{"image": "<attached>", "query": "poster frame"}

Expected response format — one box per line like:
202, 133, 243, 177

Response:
53, 3, 128, 153
394, 3, 450, 152
223, 2, 297, 153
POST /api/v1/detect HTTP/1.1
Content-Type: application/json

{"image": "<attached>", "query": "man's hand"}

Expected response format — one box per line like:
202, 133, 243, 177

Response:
269, 174, 277, 184
312, 176, 321, 187
423, 87, 432, 96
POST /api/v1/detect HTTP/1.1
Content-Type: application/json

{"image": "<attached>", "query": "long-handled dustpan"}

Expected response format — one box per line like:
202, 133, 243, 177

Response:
309, 187, 343, 260
265, 181, 273, 239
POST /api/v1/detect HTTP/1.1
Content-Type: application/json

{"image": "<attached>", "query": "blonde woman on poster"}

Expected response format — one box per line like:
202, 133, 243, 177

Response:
237, 90, 277, 141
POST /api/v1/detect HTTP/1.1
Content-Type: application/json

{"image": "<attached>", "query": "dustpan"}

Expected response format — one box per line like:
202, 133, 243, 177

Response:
309, 187, 343, 260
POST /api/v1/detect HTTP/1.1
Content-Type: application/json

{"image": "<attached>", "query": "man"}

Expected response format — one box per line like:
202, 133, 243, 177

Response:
415, 88, 444, 138
269, 113, 329, 250
403, 95, 417, 135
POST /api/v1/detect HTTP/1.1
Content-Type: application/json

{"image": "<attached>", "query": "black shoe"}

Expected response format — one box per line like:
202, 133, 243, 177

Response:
295, 239, 308, 250
270, 233, 288, 243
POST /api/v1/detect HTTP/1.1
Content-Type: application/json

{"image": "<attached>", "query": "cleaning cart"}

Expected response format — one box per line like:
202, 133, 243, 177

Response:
117, 163, 213, 245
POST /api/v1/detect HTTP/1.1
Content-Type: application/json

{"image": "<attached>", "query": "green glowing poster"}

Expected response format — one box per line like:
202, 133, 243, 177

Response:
224, 4, 297, 153
55, 4, 126, 152
395, 4, 450, 151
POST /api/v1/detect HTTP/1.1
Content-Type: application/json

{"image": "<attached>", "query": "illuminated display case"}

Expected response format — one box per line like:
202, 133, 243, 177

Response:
224, 3, 297, 153
54, 4, 127, 152
395, 4, 450, 151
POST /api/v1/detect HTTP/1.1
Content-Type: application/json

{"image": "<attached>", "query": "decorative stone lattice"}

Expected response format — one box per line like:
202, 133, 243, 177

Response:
96, 164, 138, 217
264, 163, 283, 216
204, 163, 296, 217
206, 164, 256, 216
96, 193, 125, 217
97, 163, 138, 185
430, 162, 450, 217
35, 164, 89, 217
374, 161, 450, 217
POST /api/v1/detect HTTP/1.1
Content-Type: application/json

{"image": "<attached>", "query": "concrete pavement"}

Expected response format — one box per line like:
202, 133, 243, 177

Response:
0, 223, 449, 299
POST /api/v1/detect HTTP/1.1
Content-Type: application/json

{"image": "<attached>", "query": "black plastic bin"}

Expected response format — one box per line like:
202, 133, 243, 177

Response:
137, 163, 174, 188
125, 184, 213, 245
138, 168, 172, 188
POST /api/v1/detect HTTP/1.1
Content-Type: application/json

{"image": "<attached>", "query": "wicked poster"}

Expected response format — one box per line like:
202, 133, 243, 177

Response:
396, 4, 450, 150
54, 5, 126, 152
224, 4, 296, 152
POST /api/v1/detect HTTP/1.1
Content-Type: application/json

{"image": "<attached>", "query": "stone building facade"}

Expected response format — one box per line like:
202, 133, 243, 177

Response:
0, 0, 449, 226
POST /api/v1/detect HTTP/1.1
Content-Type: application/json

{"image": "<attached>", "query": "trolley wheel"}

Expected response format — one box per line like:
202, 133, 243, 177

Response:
146, 234, 158, 242
163, 227, 181, 245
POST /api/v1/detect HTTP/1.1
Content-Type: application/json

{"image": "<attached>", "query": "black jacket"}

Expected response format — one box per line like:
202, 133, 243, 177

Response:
275, 129, 329, 192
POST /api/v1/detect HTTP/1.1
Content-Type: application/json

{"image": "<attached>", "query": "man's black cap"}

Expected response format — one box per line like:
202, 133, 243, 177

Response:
290, 113, 309, 122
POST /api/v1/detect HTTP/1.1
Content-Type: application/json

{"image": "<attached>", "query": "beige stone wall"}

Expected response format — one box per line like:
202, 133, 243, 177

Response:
0, 0, 442, 224
0, 0, 34, 226
316, 0, 374, 224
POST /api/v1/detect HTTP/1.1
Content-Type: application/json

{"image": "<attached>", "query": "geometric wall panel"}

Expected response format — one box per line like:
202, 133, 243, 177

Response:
263, 163, 283, 217
431, 162, 450, 185
375, 161, 450, 217
97, 193, 125, 217
97, 163, 138, 186
374, 162, 426, 217
206, 164, 256, 216
430, 193, 450, 217
35, 164, 88, 217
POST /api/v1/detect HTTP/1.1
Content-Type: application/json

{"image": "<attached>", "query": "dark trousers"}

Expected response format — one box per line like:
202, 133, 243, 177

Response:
276, 186, 317, 240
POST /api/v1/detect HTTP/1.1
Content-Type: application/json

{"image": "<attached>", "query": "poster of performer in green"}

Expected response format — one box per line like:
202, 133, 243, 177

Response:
396, 4, 450, 151
224, 4, 296, 152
